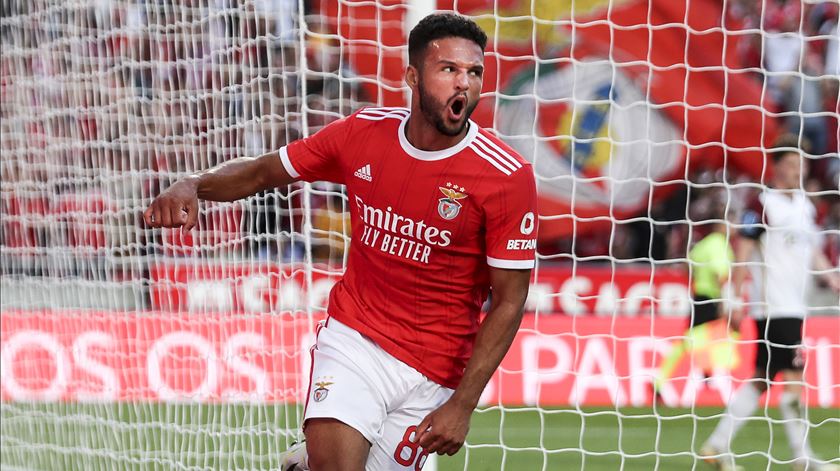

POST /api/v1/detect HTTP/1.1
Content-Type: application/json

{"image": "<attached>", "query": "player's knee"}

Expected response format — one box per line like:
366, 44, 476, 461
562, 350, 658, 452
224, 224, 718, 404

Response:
305, 443, 333, 471
304, 419, 369, 471
779, 389, 801, 408
781, 378, 803, 396
750, 373, 770, 393
305, 440, 346, 471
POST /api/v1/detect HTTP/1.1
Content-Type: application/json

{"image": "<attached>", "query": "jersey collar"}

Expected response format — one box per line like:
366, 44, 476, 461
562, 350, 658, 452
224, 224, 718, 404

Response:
397, 113, 478, 161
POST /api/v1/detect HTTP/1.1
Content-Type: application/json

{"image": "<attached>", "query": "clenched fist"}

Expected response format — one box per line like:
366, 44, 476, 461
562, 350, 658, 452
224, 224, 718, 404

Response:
415, 398, 472, 456
144, 176, 200, 230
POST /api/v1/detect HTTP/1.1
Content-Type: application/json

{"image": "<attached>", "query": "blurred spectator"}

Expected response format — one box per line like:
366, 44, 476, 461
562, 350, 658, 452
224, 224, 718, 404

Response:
727, 0, 838, 156
824, 22, 839, 76
302, 19, 372, 131
765, 16, 827, 155
311, 191, 352, 262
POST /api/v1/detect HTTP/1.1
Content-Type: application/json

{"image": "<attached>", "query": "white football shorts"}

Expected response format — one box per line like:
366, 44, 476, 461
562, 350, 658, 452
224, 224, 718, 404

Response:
303, 317, 455, 470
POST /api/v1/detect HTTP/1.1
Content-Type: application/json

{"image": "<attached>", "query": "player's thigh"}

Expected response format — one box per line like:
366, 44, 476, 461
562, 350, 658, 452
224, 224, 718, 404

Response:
303, 321, 391, 449
754, 317, 804, 381
305, 418, 370, 471
754, 318, 772, 378
366, 383, 454, 470
767, 317, 804, 373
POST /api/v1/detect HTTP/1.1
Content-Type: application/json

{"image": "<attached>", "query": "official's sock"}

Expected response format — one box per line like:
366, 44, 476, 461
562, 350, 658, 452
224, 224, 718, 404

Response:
779, 390, 815, 463
705, 382, 761, 453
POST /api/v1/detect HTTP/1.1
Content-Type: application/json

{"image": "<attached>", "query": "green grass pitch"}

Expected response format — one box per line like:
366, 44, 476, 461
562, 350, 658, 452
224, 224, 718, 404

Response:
1, 403, 837, 470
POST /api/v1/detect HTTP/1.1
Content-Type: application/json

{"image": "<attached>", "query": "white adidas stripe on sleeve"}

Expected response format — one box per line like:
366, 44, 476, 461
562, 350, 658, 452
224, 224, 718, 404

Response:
357, 107, 410, 121
278, 146, 300, 179
469, 143, 512, 175
475, 133, 522, 169
472, 138, 518, 172
487, 256, 535, 269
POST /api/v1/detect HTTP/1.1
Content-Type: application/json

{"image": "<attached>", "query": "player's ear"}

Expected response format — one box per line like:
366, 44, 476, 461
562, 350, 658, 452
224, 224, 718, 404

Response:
405, 64, 418, 89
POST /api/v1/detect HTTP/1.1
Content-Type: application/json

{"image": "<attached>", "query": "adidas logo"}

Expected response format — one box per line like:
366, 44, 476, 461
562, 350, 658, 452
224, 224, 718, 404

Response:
354, 164, 372, 182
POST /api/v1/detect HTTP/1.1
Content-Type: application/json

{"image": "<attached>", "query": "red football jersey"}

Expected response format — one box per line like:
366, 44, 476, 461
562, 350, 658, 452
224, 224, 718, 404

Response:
280, 107, 538, 388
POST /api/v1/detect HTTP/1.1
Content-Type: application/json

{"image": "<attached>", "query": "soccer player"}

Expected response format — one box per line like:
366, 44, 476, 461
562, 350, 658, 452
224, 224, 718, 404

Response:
700, 137, 840, 471
144, 13, 538, 471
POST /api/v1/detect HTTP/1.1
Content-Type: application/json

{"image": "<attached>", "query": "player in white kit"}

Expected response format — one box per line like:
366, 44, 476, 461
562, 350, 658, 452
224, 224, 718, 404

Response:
701, 136, 840, 471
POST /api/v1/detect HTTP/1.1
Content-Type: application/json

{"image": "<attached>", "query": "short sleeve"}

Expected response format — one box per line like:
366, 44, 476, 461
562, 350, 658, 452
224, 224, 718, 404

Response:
484, 166, 539, 269
739, 196, 765, 240
280, 116, 351, 184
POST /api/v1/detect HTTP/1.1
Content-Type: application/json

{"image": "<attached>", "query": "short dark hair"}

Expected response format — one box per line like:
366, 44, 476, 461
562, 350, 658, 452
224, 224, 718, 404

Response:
770, 134, 811, 163
408, 13, 487, 67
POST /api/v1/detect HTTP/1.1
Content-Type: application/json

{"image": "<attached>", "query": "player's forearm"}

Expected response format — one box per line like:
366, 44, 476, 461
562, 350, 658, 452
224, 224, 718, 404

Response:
812, 249, 837, 275
812, 250, 840, 289
193, 152, 293, 202
450, 300, 524, 410
732, 238, 756, 297
731, 265, 748, 300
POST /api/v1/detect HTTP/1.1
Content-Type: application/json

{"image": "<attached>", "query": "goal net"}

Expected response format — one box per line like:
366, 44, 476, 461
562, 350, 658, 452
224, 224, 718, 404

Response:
2, 0, 838, 470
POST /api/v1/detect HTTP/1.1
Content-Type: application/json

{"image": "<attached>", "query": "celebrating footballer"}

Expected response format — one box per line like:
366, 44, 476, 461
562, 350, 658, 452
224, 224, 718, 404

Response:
145, 12, 537, 471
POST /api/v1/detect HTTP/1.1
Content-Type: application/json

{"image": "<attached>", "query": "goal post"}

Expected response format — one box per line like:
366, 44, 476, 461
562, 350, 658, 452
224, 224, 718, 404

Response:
2, 1, 839, 470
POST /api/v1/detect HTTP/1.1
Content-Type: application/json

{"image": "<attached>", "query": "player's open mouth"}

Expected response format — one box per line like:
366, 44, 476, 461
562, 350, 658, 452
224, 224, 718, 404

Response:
448, 96, 466, 121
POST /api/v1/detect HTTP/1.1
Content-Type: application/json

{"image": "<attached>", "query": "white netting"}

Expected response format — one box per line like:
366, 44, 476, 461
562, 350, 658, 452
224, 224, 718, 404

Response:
1, 0, 839, 470
0, 1, 368, 469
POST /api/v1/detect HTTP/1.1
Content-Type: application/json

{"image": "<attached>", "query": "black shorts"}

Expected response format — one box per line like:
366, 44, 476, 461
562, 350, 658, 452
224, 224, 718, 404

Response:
754, 317, 804, 379
690, 296, 719, 328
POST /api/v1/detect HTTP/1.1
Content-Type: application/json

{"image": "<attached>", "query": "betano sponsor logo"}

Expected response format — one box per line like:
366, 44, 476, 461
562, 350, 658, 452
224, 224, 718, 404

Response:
507, 239, 537, 250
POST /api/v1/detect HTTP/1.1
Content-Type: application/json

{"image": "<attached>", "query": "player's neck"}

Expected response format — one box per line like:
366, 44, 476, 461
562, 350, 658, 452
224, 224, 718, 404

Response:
770, 182, 798, 198
403, 114, 469, 151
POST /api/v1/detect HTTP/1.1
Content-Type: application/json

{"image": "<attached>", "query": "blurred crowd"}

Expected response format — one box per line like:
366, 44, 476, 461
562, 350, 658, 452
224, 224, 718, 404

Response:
730, 0, 838, 157
0, 0, 837, 278
0, 0, 369, 270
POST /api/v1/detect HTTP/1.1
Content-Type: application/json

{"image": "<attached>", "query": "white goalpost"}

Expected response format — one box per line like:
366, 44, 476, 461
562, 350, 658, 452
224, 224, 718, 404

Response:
1, 0, 839, 470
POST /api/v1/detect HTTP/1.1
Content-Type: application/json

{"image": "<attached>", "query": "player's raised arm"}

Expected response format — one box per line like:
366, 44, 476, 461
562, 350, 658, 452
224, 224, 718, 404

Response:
143, 151, 296, 230
145, 111, 353, 231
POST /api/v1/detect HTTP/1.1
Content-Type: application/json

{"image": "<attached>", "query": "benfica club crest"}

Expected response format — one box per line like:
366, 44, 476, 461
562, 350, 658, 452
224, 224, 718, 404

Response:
313, 380, 333, 402
438, 183, 468, 220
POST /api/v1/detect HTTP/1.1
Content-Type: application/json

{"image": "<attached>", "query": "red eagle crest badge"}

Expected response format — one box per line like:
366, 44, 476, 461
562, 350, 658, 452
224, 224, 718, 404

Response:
438, 184, 468, 220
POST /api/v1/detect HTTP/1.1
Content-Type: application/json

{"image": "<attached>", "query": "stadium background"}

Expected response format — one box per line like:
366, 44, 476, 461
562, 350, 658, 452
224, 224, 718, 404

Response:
1, 0, 838, 469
